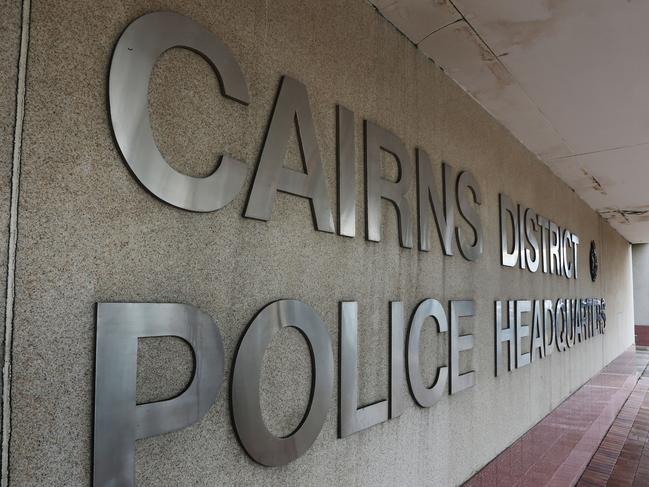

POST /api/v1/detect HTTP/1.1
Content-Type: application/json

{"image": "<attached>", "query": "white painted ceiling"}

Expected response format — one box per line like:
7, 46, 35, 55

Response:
370, 0, 649, 243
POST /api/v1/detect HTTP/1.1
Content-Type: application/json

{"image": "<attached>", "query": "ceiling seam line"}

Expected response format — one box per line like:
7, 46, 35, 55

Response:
417, 18, 463, 45
549, 141, 649, 162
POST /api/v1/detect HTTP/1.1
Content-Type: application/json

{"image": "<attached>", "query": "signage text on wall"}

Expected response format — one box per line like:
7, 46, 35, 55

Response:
94, 11, 605, 487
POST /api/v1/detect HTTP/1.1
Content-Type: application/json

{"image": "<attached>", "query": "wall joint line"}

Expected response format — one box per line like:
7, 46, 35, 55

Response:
2, 0, 31, 485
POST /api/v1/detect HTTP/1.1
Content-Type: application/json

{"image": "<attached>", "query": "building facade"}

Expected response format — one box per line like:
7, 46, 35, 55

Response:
1, 1, 635, 485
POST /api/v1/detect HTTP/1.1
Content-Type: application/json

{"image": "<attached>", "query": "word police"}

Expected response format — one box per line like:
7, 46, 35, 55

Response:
95, 298, 476, 484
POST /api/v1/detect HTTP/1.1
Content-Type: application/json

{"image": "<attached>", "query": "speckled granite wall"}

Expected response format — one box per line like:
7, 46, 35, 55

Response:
3, 1, 635, 485
0, 0, 24, 445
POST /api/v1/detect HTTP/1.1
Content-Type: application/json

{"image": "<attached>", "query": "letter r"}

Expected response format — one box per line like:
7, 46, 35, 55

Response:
93, 303, 224, 487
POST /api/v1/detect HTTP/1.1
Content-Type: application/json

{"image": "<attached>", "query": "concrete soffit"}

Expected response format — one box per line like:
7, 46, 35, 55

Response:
368, 0, 649, 244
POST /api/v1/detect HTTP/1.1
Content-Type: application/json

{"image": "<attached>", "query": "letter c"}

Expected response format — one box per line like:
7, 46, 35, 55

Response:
109, 12, 249, 211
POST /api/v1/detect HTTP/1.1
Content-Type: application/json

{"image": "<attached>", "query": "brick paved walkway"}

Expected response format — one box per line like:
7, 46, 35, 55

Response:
465, 348, 649, 486
579, 365, 649, 486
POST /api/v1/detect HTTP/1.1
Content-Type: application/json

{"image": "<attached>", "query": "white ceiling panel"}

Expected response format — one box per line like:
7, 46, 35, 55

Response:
369, 0, 461, 43
548, 143, 649, 242
452, 0, 649, 155
369, 0, 649, 242
607, 221, 649, 244
419, 21, 571, 160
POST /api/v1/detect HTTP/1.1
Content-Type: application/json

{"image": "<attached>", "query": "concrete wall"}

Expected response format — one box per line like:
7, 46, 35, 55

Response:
1, 0, 635, 485
0, 0, 24, 457
633, 244, 649, 325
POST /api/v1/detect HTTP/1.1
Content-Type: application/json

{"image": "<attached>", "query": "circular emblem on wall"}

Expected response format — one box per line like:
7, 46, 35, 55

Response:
590, 241, 599, 282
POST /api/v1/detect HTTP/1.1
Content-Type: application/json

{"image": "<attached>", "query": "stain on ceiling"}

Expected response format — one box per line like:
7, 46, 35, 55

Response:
370, 0, 649, 243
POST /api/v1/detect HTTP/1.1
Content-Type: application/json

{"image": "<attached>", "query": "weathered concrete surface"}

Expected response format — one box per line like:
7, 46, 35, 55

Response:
633, 244, 649, 325
7, 0, 635, 485
0, 0, 24, 447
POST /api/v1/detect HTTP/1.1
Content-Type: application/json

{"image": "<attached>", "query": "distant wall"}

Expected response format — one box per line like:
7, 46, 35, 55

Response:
633, 244, 649, 350
633, 244, 649, 325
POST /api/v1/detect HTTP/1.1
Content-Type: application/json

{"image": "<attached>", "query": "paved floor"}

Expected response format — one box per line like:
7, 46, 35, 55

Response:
465, 347, 649, 486
579, 361, 649, 486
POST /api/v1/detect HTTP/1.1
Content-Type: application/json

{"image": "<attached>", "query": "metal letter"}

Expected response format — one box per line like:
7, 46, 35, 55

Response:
390, 302, 407, 419
337, 105, 356, 237
339, 302, 388, 437
109, 12, 249, 212
591, 299, 596, 337
407, 299, 448, 407
245, 77, 335, 232
596, 298, 607, 333
537, 215, 550, 273
519, 205, 526, 270
530, 300, 545, 361
565, 299, 575, 348
94, 303, 224, 487
575, 299, 583, 343
495, 301, 515, 376
364, 120, 413, 248
543, 299, 555, 356
417, 150, 454, 255
570, 299, 577, 346
572, 233, 580, 279
499, 194, 519, 267
558, 226, 564, 276
555, 299, 567, 352
562, 229, 574, 278
549, 222, 561, 275
232, 300, 333, 466
515, 300, 531, 368
525, 209, 540, 272
456, 171, 483, 261
583, 299, 589, 340
449, 300, 475, 394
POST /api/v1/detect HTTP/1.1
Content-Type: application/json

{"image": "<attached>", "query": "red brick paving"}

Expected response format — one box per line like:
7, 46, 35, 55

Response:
579, 370, 649, 487
464, 348, 649, 487
577, 378, 649, 486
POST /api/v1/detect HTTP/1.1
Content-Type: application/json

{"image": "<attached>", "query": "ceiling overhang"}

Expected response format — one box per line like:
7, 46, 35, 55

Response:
370, 0, 649, 243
